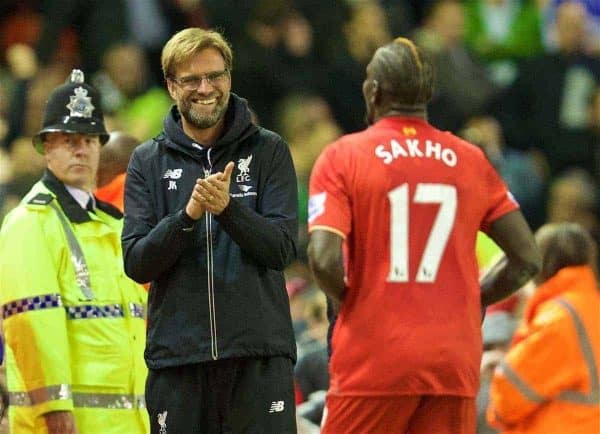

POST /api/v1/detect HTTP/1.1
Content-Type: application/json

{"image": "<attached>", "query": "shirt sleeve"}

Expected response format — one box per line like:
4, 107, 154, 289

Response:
480, 158, 519, 233
308, 143, 352, 238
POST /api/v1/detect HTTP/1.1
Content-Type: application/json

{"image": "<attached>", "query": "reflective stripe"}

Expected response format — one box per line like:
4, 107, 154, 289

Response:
2, 294, 62, 319
9, 386, 145, 409
49, 201, 95, 300
73, 393, 146, 409
498, 360, 545, 404
3, 298, 144, 320
501, 298, 600, 406
8, 384, 71, 406
555, 298, 600, 405
66, 303, 144, 320
129, 302, 145, 319
66, 304, 124, 319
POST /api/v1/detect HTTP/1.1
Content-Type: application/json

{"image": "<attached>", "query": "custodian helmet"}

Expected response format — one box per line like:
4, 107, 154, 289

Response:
32, 69, 109, 153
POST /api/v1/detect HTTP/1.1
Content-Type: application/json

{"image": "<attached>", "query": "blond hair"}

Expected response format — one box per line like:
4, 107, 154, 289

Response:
161, 28, 233, 79
372, 37, 434, 107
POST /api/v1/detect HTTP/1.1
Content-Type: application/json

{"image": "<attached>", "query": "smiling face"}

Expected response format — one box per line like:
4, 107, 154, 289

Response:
43, 132, 101, 191
167, 47, 231, 132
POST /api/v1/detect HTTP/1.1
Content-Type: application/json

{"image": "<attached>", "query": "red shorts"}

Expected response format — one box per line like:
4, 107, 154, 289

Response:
321, 394, 476, 434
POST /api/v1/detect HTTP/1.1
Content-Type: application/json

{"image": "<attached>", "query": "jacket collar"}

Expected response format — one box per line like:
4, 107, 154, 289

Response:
161, 93, 258, 163
523, 265, 598, 324
42, 169, 122, 223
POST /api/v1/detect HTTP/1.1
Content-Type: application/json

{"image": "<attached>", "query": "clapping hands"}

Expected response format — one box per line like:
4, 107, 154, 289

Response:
185, 162, 235, 219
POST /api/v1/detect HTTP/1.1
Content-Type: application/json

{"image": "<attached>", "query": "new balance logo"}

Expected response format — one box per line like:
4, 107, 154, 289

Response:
269, 401, 285, 413
163, 169, 183, 180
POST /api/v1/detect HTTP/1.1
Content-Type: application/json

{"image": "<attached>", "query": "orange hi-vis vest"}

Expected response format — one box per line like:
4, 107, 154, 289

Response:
95, 173, 126, 212
488, 265, 600, 434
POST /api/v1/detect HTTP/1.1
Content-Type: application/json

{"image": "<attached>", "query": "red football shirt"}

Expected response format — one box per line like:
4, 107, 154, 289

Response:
308, 116, 518, 398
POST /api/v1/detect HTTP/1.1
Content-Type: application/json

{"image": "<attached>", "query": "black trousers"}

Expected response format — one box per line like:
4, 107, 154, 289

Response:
146, 356, 297, 434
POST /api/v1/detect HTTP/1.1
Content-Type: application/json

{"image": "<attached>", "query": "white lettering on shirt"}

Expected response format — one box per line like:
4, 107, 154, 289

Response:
375, 138, 457, 167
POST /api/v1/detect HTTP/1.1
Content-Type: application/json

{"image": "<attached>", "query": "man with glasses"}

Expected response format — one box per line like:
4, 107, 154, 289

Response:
122, 28, 298, 434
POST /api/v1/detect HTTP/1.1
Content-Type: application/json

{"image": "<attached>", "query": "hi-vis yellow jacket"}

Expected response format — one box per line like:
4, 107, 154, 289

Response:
0, 172, 149, 433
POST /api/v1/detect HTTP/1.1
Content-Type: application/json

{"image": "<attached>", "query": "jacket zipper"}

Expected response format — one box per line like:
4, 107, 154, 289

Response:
204, 150, 218, 360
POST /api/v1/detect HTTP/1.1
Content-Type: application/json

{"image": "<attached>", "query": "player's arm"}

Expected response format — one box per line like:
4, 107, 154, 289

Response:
307, 229, 345, 312
480, 210, 541, 307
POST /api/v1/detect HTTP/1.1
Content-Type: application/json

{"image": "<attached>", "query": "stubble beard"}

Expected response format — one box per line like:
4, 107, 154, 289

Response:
180, 94, 230, 129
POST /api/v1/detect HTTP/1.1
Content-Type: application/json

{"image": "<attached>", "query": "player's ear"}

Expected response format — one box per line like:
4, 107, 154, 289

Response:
371, 79, 380, 105
166, 78, 178, 100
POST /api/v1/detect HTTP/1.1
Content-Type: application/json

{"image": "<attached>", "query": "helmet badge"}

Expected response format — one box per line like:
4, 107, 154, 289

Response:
66, 86, 95, 118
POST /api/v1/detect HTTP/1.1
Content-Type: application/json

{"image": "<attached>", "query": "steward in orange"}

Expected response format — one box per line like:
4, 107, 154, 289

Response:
488, 222, 600, 434
95, 132, 139, 212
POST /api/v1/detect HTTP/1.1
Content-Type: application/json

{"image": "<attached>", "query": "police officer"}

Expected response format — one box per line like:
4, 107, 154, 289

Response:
0, 70, 149, 434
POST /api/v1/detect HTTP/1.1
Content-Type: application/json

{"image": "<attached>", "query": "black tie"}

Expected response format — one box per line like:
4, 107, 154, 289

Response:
86, 197, 95, 213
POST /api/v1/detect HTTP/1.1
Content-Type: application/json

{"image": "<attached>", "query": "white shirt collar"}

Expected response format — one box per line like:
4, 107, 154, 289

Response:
65, 185, 95, 210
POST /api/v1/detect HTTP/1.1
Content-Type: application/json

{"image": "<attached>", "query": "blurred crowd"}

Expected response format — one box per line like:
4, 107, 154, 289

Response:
0, 0, 598, 433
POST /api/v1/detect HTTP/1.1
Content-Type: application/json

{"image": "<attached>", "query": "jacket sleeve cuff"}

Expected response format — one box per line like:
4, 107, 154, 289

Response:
177, 209, 197, 231
34, 399, 75, 419
216, 197, 238, 224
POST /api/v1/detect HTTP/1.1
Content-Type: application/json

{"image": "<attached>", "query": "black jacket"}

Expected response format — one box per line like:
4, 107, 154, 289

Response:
122, 94, 298, 368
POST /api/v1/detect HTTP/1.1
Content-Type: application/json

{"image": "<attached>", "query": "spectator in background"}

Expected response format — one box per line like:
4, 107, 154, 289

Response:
0, 137, 45, 219
232, 0, 320, 130
0, 70, 148, 434
294, 289, 329, 393
379, 0, 420, 39
334, 0, 392, 131
122, 0, 170, 85
413, 0, 500, 132
3, 46, 72, 150
461, 115, 546, 229
308, 37, 540, 434
488, 222, 600, 433
0, 0, 40, 149
276, 92, 342, 257
35, 0, 127, 75
587, 86, 600, 186
95, 131, 139, 212
3, 0, 127, 147
93, 43, 172, 142
294, 288, 329, 429
497, 0, 600, 178
542, 0, 600, 55
546, 169, 599, 260
343, 0, 392, 68
463, 0, 544, 87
